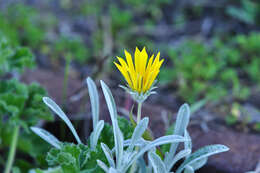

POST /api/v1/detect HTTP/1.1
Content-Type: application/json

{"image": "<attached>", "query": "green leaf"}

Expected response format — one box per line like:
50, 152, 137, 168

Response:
46, 143, 82, 173
46, 143, 106, 173
0, 80, 53, 129
0, 35, 34, 75
34, 167, 63, 173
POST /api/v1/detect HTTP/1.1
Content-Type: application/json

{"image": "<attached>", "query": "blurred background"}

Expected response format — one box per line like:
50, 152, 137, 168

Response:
0, 0, 260, 172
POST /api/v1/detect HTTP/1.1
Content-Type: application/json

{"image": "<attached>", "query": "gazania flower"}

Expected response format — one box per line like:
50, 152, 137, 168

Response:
114, 47, 164, 102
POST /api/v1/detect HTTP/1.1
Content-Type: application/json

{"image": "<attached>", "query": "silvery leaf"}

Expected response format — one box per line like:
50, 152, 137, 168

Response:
90, 120, 104, 149
176, 144, 229, 173
101, 80, 124, 168
86, 77, 99, 129
108, 167, 119, 173
43, 97, 82, 144
168, 149, 191, 171
97, 160, 109, 172
30, 127, 61, 149
189, 157, 208, 170
138, 157, 147, 173
184, 166, 194, 173
126, 135, 187, 171
127, 117, 149, 152
148, 152, 167, 173
165, 104, 190, 168
184, 130, 192, 151
101, 143, 115, 168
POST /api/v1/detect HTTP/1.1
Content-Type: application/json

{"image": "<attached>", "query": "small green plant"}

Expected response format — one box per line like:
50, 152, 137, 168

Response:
226, 0, 260, 25
160, 33, 260, 104
0, 35, 34, 76
234, 33, 260, 85
0, 35, 53, 173
0, 79, 53, 173
0, 4, 49, 48
30, 78, 136, 173
31, 48, 228, 172
54, 35, 90, 64
30, 75, 228, 172
160, 40, 229, 103
53, 35, 90, 105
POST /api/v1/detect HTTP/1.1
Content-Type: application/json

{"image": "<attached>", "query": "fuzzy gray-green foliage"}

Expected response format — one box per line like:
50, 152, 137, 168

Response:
31, 78, 229, 173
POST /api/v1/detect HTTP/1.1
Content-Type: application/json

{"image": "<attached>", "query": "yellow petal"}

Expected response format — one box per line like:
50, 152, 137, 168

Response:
117, 57, 129, 70
146, 54, 154, 71
137, 75, 142, 93
144, 70, 159, 92
135, 47, 141, 74
114, 62, 133, 88
140, 47, 148, 76
124, 50, 135, 73
124, 50, 137, 89
143, 54, 154, 85
143, 70, 156, 92
151, 52, 160, 69
115, 48, 164, 94
156, 59, 164, 70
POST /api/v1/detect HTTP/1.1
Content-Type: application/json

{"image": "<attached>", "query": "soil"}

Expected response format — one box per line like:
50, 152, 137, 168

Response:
22, 68, 260, 173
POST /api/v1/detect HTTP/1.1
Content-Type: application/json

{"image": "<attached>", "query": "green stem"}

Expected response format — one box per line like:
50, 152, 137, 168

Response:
62, 55, 71, 107
4, 126, 19, 173
130, 102, 143, 173
137, 102, 142, 124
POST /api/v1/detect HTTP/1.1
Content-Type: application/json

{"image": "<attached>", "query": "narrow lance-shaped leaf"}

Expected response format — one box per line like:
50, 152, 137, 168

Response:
101, 143, 116, 168
30, 127, 61, 149
190, 99, 207, 114
184, 130, 192, 151
189, 157, 208, 171
101, 80, 124, 168
115, 124, 124, 169
90, 120, 104, 149
138, 157, 147, 173
168, 149, 191, 170
176, 144, 229, 173
109, 167, 119, 173
127, 117, 149, 152
124, 135, 187, 171
43, 97, 82, 144
184, 166, 194, 173
86, 77, 99, 129
165, 104, 190, 168
97, 160, 109, 172
148, 152, 167, 173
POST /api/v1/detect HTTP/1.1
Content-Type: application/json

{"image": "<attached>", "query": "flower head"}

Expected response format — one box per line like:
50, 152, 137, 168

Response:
114, 47, 164, 102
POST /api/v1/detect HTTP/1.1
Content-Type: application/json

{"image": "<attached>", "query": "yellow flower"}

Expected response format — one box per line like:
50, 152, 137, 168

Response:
114, 47, 164, 94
